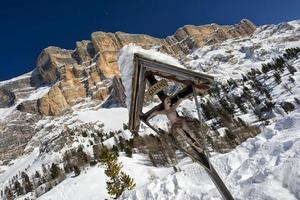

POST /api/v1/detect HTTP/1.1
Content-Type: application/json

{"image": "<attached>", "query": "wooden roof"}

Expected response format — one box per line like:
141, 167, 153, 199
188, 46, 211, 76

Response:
128, 53, 215, 132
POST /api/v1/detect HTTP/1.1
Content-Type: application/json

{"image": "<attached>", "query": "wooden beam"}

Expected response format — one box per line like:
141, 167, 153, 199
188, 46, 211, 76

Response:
141, 85, 194, 120
146, 73, 166, 101
135, 53, 214, 84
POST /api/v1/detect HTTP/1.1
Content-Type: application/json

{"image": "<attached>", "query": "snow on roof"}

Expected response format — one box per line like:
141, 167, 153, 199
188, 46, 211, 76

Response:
118, 44, 184, 110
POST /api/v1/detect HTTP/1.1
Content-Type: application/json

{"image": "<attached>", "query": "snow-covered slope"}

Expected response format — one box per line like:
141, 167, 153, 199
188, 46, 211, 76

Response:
186, 20, 300, 80
120, 108, 300, 200
1, 19, 300, 200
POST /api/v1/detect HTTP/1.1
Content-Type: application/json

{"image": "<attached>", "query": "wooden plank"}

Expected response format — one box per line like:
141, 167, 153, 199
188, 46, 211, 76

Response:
141, 85, 193, 120
129, 55, 142, 132
134, 53, 214, 84
146, 73, 167, 101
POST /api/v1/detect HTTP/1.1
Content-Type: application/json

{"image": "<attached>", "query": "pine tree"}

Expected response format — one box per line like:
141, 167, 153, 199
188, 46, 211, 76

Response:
261, 63, 270, 74
21, 172, 33, 193
100, 148, 135, 199
77, 145, 90, 165
50, 163, 61, 180
274, 72, 282, 84
111, 145, 119, 157
35, 171, 41, 179
124, 147, 133, 158
14, 180, 24, 196
289, 76, 295, 84
73, 165, 81, 176
237, 117, 248, 128
295, 97, 300, 105
242, 74, 248, 82
286, 64, 297, 75
5, 187, 14, 200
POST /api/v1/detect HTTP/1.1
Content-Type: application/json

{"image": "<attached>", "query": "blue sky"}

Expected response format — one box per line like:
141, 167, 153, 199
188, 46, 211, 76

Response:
1, 0, 300, 81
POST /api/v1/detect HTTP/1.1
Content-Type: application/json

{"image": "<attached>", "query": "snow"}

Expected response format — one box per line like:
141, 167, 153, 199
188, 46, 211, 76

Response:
27, 86, 51, 100
121, 108, 300, 200
118, 44, 184, 110
36, 154, 174, 200
76, 108, 128, 131
186, 20, 300, 81
0, 104, 18, 121
14, 106, 300, 200
0, 71, 32, 87
37, 167, 108, 200
0, 148, 40, 187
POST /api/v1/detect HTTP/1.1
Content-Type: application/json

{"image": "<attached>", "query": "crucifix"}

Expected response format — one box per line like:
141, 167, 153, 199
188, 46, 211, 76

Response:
126, 53, 234, 200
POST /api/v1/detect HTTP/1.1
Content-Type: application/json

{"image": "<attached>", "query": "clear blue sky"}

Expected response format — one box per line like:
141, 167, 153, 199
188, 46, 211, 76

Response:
1, 0, 300, 81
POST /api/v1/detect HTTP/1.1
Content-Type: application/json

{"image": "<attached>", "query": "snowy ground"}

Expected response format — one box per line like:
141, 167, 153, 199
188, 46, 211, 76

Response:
120, 108, 300, 200
10, 107, 299, 200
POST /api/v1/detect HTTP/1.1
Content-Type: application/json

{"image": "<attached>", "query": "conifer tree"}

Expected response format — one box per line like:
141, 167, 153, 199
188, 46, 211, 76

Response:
73, 165, 81, 177
21, 172, 33, 193
286, 64, 297, 75
242, 74, 248, 82
124, 147, 133, 158
50, 163, 61, 180
100, 148, 135, 199
5, 187, 14, 200
14, 180, 24, 196
261, 63, 270, 74
274, 72, 282, 84
111, 145, 119, 157
295, 97, 300, 105
35, 171, 41, 179
289, 76, 295, 84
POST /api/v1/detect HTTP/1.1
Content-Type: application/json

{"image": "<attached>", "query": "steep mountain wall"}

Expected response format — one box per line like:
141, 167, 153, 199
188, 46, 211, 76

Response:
0, 19, 256, 161
24, 19, 256, 116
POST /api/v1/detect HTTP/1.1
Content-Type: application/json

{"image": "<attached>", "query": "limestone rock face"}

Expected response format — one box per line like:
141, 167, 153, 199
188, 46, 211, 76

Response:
37, 47, 77, 83
73, 40, 96, 64
38, 85, 69, 115
0, 88, 15, 108
31, 19, 257, 116
16, 100, 38, 114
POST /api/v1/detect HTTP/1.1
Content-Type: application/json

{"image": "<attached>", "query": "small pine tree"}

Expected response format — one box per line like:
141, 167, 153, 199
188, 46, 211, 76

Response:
77, 145, 90, 165
261, 63, 270, 74
21, 172, 33, 193
73, 165, 81, 177
35, 171, 41, 179
242, 74, 248, 82
111, 145, 119, 157
14, 180, 24, 196
286, 64, 297, 75
5, 187, 14, 200
124, 147, 133, 158
100, 148, 135, 199
225, 129, 237, 145
281, 102, 295, 113
289, 76, 295, 84
294, 97, 300, 105
237, 117, 248, 128
274, 72, 282, 84
50, 163, 60, 180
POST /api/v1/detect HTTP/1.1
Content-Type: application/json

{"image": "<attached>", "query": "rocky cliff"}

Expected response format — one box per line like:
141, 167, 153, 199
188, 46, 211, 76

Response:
29, 19, 256, 116
0, 19, 256, 161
